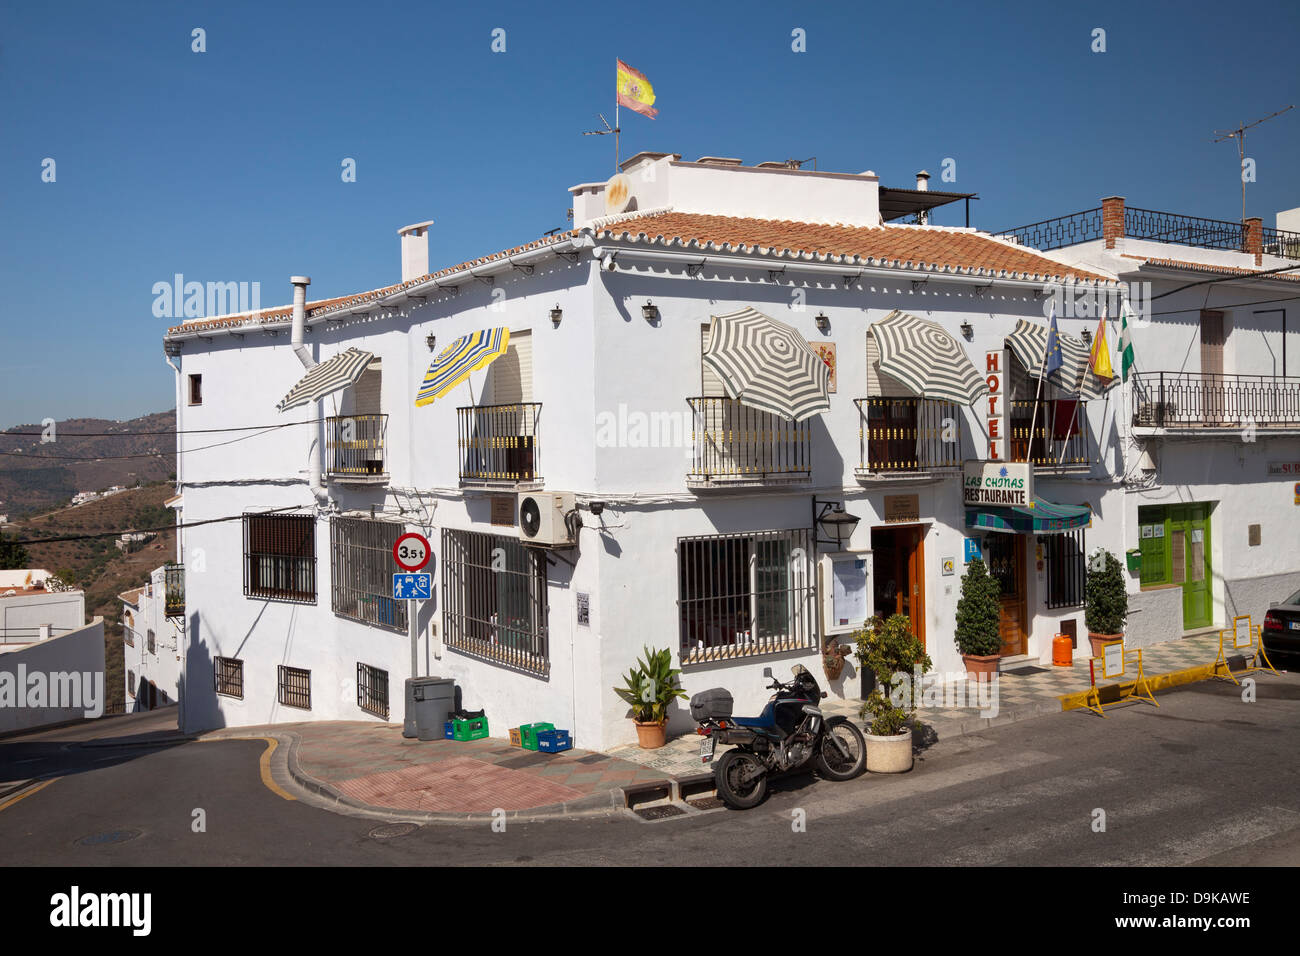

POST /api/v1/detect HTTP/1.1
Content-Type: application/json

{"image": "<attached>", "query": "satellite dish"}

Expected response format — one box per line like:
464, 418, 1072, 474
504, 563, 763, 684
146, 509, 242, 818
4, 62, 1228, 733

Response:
604, 173, 633, 215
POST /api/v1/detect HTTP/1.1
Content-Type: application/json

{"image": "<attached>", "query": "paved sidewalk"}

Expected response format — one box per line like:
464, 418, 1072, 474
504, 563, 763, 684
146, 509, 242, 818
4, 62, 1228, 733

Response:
203, 721, 666, 820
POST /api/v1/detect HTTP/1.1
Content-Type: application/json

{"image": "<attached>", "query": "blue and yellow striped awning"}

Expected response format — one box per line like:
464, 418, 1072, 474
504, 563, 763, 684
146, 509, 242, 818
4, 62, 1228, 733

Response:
414, 328, 510, 407
965, 496, 1091, 534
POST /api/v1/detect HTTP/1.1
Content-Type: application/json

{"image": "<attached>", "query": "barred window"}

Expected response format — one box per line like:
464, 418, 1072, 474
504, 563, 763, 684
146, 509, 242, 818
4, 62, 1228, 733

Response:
277, 665, 311, 709
244, 513, 316, 602
441, 529, 549, 677
124, 625, 135, 647
331, 517, 408, 631
147, 629, 156, 654
214, 656, 244, 699
1043, 529, 1086, 608
678, 528, 817, 666
356, 662, 390, 720
127, 669, 136, 697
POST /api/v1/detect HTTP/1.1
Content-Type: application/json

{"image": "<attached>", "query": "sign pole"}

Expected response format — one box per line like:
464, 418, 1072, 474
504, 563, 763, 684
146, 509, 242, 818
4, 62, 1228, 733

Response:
409, 596, 419, 680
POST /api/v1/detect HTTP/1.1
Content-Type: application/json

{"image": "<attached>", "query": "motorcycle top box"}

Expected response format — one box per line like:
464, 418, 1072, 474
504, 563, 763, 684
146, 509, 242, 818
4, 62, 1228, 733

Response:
689, 688, 733, 721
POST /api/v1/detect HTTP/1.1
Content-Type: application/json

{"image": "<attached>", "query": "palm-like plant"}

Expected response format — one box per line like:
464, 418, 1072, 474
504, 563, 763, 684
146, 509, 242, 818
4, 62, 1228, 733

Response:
613, 646, 688, 724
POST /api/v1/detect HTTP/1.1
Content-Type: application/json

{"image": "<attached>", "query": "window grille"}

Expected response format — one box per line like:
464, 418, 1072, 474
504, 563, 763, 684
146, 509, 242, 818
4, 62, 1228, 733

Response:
1043, 529, 1086, 609
356, 662, 390, 720
243, 513, 316, 602
331, 517, 407, 631
277, 665, 311, 710
214, 657, 244, 699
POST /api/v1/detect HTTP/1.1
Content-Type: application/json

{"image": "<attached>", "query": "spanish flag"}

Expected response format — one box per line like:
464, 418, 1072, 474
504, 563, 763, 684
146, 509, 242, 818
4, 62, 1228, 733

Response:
1090, 313, 1115, 379
616, 59, 657, 119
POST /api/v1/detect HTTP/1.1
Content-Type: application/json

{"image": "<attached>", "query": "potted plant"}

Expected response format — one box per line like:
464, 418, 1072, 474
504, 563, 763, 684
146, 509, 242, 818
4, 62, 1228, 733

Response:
955, 556, 1002, 679
822, 638, 851, 681
854, 613, 931, 773
613, 646, 688, 749
1085, 549, 1128, 657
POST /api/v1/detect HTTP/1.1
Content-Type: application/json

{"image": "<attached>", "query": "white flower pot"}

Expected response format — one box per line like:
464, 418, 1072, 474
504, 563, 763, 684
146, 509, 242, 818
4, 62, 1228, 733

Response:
865, 730, 913, 773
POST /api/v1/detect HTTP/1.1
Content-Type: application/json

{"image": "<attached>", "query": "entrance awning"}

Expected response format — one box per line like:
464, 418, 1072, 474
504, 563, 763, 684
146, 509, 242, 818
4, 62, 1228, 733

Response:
965, 497, 1091, 534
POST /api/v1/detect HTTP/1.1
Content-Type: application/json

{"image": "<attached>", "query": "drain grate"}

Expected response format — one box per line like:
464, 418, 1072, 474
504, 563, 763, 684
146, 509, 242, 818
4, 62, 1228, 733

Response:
368, 822, 419, 840
686, 796, 725, 811
633, 804, 687, 821
77, 828, 142, 847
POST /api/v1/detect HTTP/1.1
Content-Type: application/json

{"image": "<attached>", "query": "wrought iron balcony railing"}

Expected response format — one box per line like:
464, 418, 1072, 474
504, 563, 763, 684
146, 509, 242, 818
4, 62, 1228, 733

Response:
1132, 371, 1300, 428
854, 397, 963, 475
325, 414, 387, 479
688, 397, 812, 484
1009, 399, 1091, 469
164, 564, 185, 617
457, 403, 542, 484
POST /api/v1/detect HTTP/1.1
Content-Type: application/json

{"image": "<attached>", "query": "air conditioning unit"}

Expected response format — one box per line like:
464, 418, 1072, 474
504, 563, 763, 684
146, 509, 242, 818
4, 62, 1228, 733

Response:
518, 492, 579, 548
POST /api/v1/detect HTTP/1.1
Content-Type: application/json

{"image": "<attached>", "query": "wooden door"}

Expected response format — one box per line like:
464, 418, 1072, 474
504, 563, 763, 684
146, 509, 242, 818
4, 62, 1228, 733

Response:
1200, 311, 1226, 422
985, 534, 1027, 656
904, 526, 926, 649
1172, 504, 1213, 629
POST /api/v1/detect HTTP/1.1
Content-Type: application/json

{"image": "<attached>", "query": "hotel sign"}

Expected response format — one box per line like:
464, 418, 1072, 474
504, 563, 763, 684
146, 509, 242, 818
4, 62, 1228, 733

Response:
985, 349, 1004, 460
963, 461, 1033, 507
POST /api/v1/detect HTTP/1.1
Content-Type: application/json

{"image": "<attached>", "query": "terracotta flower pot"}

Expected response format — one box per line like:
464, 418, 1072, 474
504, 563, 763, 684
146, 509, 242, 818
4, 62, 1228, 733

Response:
962, 653, 1000, 680
823, 656, 845, 681
865, 730, 913, 773
634, 719, 667, 749
1088, 632, 1123, 658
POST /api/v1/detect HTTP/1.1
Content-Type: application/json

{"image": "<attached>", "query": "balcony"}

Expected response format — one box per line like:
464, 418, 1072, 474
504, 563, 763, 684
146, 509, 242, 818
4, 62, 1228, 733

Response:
1008, 399, 1091, 471
325, 414, 388, 483
687, 397, 811, 488
854, 397, 962, 480
1132, 371, 1300, 430
163, 564, 185, 617
457, 403, 543, 489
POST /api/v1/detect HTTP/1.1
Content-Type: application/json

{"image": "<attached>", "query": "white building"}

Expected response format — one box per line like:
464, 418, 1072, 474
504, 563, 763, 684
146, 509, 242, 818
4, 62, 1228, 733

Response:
0, 569, 86, 650
119, 565, 184, 712
161, 152, 1298, 749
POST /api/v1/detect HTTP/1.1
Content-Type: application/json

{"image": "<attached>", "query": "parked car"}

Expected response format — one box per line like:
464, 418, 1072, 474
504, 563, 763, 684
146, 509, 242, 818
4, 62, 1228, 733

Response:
1261, 590, 1300, 665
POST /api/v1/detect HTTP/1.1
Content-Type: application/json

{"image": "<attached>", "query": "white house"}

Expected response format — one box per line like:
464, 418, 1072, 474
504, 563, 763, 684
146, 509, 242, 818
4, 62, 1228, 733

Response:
0, 570, 86, 650
119, 564, 184, 713
163, 152, 1296, 749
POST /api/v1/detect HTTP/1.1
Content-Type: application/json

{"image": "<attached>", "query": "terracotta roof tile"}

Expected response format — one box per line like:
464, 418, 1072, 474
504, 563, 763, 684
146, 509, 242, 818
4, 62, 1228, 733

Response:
1121, 254, 1300, 283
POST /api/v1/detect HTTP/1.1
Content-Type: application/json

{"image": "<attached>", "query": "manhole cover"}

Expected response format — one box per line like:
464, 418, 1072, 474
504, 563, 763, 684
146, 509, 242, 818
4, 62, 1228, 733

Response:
368, 822, 420, 840
632, 804, 686, 821
77, 828, 142, 846
686, 796, 725, 811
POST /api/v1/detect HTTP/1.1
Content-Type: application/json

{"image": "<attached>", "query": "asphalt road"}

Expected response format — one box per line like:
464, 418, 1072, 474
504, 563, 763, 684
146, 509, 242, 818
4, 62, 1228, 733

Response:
2, 673, 1298, 867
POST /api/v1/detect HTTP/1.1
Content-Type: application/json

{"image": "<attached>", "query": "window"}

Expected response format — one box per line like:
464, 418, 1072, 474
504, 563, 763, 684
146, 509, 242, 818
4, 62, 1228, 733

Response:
441, 529, 549, 676
214, 657, 244, 699
147, 629, 156, 654
243, 513, 316, 602
127, 670, 136, 697
357, 662, 389, 720
124, 625, 135, 647
1043, 529, 1086, 608
331, 517, 407, 631
678, 528, 817, 665
277, 665, 311, 710
188, 374, 203, 405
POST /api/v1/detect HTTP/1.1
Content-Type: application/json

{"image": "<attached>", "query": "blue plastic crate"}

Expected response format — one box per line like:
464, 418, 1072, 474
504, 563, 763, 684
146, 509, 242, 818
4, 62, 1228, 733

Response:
443, 721, 454, 739
535, 729, 572, 753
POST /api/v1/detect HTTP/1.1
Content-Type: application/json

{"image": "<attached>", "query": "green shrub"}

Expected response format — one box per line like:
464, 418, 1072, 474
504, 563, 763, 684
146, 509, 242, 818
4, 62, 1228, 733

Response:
613, 646, 688, 724
854, 613, 931, 736
1085, 550, 1128, 634
954, 556, 1001, 656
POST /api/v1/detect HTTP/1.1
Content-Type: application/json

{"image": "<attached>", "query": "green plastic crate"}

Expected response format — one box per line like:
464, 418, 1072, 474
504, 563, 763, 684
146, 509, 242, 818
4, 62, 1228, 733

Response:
453, 716, 489, 741
520, 722, 554, 751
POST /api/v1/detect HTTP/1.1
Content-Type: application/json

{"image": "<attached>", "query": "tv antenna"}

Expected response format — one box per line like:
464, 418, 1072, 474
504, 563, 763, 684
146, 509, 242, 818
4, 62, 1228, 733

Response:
1213, 104, 1293, 223
581, 113, 621, 171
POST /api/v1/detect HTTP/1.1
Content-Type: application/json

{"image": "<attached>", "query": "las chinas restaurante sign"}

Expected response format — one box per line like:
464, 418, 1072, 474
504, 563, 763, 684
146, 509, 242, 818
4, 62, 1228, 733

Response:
963, 461, 1034, 507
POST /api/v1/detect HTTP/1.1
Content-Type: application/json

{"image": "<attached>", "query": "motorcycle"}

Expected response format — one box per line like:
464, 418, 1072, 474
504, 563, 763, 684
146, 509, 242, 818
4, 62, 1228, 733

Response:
691, 664, 867, 809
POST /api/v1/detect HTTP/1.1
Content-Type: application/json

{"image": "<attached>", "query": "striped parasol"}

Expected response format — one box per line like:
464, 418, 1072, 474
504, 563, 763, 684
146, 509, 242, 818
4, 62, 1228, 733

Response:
702, 308, 830, 421
415, 327, 510, 406
870, 310, 988, 405
277, 347, 375, 411
1006, 318, 1115, 400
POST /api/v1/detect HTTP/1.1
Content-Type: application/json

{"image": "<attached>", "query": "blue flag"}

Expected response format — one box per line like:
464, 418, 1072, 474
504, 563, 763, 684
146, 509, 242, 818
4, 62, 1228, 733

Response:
1045, 304, 1064, 378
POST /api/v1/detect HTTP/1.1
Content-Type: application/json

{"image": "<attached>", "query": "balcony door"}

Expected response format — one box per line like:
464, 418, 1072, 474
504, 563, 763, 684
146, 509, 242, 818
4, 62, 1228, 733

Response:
1200, 311, 1226, 423
481, 331, 535, 480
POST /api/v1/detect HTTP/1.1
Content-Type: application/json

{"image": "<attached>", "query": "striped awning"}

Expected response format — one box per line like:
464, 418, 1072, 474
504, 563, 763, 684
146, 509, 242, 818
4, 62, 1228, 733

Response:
415, 327, 510, 407
702, 308, 830, 422
277, 347, 374, 412
1005, 318, 1116, 401
869, 310, 988, 405
965, 497, 1091, 534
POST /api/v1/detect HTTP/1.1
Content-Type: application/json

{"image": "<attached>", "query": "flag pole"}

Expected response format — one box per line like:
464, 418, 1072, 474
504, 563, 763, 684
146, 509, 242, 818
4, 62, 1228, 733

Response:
614, 60, 620, 172
1026, 314, 1050, 469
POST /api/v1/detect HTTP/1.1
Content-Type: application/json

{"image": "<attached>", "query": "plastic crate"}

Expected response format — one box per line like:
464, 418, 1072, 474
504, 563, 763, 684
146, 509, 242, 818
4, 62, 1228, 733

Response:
535, 729, 572, 753
520, 722, 554, 751
443, 721, 455, 739
453, 716, 489, 741
508, 727, 522, 748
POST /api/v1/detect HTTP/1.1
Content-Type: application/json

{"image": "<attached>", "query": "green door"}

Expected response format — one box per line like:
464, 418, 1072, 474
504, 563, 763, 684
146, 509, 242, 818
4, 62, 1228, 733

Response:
1170, 504, 1212, 629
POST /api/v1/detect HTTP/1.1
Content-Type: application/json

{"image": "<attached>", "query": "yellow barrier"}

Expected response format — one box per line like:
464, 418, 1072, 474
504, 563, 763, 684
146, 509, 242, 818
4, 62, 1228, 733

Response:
1211, 615, 1277, 685
1082, 640, 1158, 718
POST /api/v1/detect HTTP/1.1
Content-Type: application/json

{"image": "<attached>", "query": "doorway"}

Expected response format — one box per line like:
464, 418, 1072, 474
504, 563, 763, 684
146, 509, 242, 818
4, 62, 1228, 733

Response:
870, 525, 926, 647
983, 533, 1027, 657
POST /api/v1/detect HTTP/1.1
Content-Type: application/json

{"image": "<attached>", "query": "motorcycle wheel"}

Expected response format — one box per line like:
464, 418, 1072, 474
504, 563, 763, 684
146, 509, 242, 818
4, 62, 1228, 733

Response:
714, 749, 769, 810
815, 720, 867, 781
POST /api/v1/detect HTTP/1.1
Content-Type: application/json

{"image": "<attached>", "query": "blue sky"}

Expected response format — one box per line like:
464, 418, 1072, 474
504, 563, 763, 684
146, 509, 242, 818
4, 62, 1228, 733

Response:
1, 0, 1297, 427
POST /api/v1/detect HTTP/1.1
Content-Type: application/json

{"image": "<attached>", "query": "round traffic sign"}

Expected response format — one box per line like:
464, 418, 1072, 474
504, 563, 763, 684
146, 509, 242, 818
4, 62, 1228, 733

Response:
393, 532, 431, 572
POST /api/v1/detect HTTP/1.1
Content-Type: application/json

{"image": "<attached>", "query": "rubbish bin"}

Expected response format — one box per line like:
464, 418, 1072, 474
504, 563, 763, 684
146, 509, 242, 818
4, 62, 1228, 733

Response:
403, 677, 456, 740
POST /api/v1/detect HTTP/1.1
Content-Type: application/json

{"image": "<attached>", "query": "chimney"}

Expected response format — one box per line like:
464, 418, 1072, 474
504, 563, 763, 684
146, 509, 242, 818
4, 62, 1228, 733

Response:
398, 221, 434, 283
1102, 196, 1125, 249
916, 170, 930, 191
1244, 217, 1263, 266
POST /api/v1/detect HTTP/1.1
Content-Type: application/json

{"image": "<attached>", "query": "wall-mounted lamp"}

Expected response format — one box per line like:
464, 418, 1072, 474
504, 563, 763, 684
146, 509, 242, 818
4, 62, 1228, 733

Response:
589, 501, 606, 517
813, 498, 861, 550
642, 301, 659, 323
960, 320, 973, 341
550, 305, 563, 327
425, 333, 437, 351
815, 312, 830, 334
1080, 328, 1093, 347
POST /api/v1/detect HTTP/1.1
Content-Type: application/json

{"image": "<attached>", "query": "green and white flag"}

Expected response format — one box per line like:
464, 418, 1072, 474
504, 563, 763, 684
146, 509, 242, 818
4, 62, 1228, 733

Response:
1120, 304, 1135, 382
